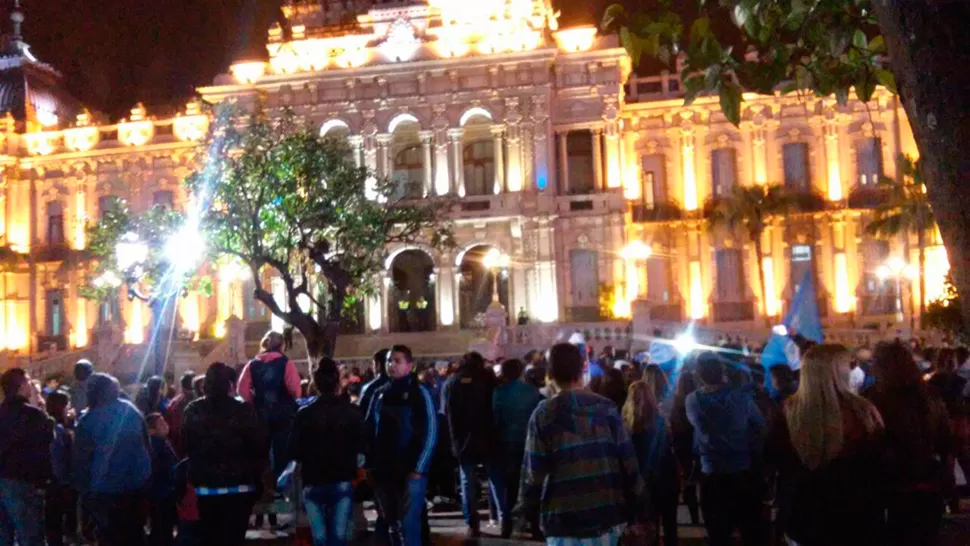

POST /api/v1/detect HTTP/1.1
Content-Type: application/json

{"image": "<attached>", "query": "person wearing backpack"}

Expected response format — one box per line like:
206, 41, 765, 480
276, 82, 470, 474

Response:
442, 351, 497, 537
236, 331, 301, 484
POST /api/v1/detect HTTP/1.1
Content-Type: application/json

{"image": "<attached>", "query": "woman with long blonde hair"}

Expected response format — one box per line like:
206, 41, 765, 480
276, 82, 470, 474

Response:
623, 381, 680, 546
770, 344, 885, 546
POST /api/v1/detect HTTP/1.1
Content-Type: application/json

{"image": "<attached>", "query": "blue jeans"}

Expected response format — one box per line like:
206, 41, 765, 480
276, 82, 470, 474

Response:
459, 461, 503, 529
303, 482, 354, 546
375, 476, 427, 546
0, 478, 45, 546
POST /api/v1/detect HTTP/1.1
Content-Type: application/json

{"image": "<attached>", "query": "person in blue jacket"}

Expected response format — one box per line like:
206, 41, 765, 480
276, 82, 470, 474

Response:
364, 344, 437, 546
72, 373, 152, 546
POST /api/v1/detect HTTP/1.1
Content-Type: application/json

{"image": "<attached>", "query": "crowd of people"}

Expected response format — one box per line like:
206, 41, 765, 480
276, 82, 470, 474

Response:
0, 328, 968, 546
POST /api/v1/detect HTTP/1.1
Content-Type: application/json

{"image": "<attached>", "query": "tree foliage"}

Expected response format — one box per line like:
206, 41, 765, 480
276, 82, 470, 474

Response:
707, 184, 794, 242
187, 106, 455, 357
603, 0, 890, 125
85, 106, 455, 358
708, 184, 795, 320
81, 200, 201, 303
922, 275, 964, 341
865, 155, 934, 240
865, 155, 935, 316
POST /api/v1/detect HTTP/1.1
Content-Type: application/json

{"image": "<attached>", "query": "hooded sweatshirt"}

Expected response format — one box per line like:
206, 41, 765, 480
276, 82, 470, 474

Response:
685, 386, 765, 475
72, 373, 152, 494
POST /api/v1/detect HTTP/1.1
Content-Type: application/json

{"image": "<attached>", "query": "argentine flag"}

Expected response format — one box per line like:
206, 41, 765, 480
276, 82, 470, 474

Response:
762, 270, 824, 371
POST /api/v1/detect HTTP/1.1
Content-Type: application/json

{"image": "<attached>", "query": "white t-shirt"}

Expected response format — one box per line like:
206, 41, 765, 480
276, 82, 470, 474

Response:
849, 366, 866, 394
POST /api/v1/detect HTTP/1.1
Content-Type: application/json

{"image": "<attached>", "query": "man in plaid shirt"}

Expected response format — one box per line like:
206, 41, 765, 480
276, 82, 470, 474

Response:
517, 343, 649, 545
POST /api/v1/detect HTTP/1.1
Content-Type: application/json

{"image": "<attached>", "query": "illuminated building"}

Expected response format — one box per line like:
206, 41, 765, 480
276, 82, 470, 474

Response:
0, 0, 948, 361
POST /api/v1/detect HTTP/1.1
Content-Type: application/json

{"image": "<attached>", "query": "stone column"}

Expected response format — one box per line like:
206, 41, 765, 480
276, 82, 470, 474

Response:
418, 130, 434, 197
531, 96, 552, 193
603, 121, 622, 189
592, 128, 604, 191
436, 265, 456, 328
557, 132, 569, 194
824, 120, 843, 201
433, 129, 451, 196
380, 272, 391, 334
363, 134, 378, 200
506, 126, 523, 193
490, 125, 505, 194
448, 128, 465, 196
347, 135, 364, 169
376, 134, 393, 178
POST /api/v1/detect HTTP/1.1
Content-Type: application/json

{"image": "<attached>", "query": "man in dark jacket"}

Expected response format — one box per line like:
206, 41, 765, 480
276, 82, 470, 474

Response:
443, 351, 497, 536
491, 358, 542, 538
73, 372, 152, 546
0, 368, 53, 546
364, 344, 437, 546
288, 357, 364, 546
182, 362, 267, 546
358, 348, 390, 414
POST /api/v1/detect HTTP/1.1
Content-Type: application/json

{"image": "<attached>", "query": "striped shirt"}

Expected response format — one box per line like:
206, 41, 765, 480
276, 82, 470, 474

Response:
520, 389, 647, 539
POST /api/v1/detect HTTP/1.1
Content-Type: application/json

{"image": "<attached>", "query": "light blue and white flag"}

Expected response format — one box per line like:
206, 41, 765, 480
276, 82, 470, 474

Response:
762, 269, 824, 371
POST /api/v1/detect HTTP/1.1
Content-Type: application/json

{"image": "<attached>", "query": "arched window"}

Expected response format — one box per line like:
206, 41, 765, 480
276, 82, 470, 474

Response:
463, 140, 494, 196
393, 146, 423, 200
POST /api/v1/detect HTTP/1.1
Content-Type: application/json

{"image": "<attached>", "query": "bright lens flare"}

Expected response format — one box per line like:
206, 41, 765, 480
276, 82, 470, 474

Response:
116, 233, 149, 271
673, 332, 696, 355
165, 225, 206, 274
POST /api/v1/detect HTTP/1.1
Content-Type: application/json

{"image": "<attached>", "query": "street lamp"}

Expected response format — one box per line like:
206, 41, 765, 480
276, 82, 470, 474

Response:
481, 248, 510, 306
877, 257, 916, 327
113, 225, 206, 376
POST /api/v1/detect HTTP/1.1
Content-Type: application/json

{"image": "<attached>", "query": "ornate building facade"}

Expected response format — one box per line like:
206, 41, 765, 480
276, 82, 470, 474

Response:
0, 0, 949, 357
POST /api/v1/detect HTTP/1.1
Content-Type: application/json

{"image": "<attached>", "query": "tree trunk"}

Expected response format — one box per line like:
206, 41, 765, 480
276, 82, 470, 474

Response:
918, 226, 927, 321
872, 3, 970, 327
754, 235, 769, 326
301, 320, 339, 362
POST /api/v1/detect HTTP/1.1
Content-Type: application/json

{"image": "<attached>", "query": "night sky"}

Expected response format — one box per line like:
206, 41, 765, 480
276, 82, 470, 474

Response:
7, 0, 623, 121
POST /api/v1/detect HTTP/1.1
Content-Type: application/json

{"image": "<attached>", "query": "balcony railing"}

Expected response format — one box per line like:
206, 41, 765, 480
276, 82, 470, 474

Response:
848, 185, 890, 209
564, 306, 603, 322
712, 301, 756, 323
631, 202, 683, 223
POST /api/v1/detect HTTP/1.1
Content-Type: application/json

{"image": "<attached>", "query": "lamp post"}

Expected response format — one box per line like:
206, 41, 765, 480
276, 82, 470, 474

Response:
112, 226, 206, 376
877, 257, 916, 329
481, 248, 510, 309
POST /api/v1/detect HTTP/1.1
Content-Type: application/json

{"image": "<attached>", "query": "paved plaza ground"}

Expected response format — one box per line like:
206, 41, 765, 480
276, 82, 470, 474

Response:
247, 500, 970, 545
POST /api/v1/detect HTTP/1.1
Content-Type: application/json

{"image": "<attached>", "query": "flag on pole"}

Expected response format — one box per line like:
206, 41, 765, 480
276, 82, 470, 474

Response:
762, 269, 824, 371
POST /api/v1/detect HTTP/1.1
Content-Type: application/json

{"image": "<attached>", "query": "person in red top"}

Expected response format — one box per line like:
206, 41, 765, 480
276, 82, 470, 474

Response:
236, 331, 302, 483
165, 372, 197, 458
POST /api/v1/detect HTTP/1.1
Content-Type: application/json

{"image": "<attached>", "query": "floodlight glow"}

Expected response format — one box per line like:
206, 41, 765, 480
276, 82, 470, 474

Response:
673, 332, 696, 355
482, 248, 510, 269
116, 233, 149, 272
165, 225, 206, 274
876, 265, 890, 280
621, 240, 652, 261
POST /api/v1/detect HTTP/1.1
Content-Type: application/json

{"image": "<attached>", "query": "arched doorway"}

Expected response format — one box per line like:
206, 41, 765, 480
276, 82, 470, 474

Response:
388, 249, 436, 332
458, 245, 510, 328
